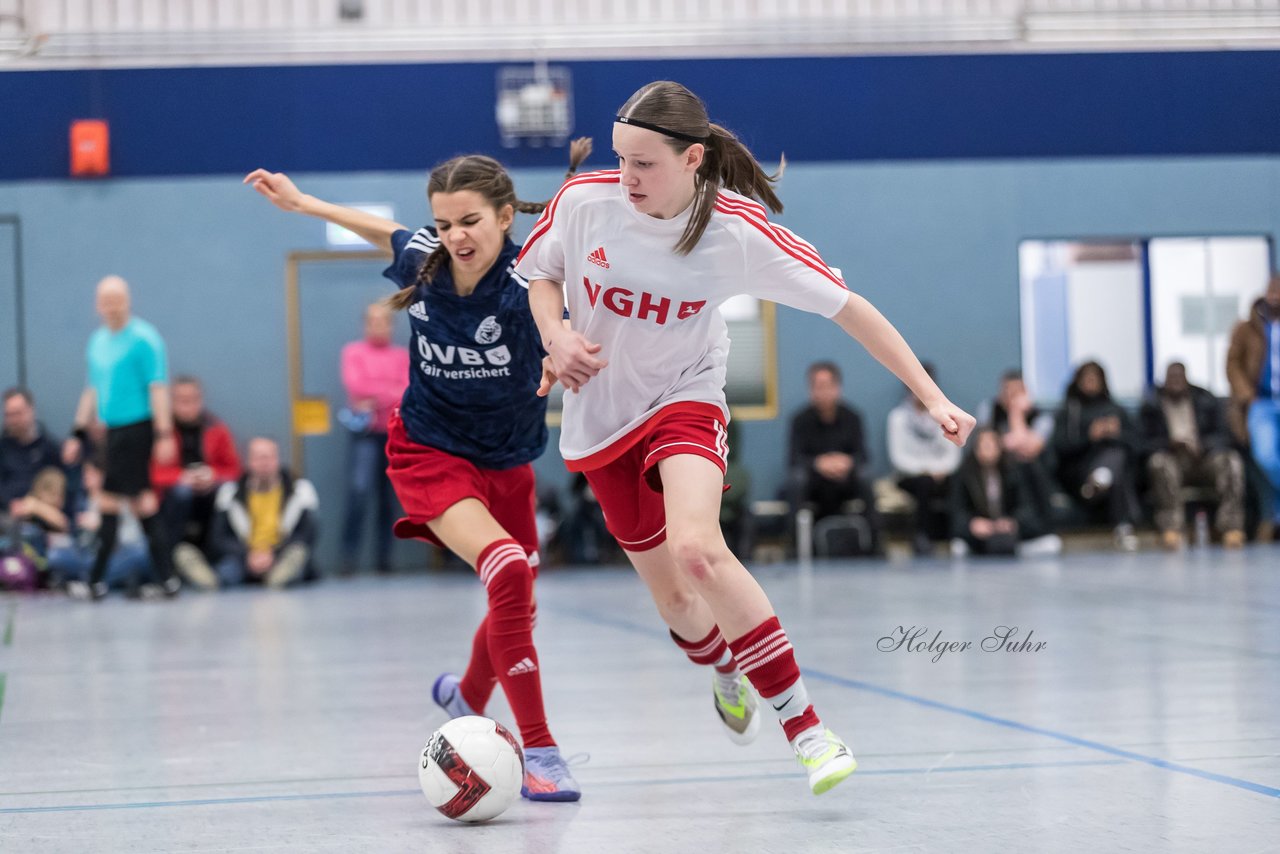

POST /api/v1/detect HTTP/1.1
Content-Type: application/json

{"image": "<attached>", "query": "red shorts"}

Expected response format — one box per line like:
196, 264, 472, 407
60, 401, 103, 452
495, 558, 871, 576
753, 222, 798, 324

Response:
577, 402, 728, 553
386, 411, 539, 563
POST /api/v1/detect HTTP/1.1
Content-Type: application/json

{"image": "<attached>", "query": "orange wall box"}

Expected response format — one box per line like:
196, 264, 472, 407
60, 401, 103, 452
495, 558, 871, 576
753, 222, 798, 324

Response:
70, 120, 110, 177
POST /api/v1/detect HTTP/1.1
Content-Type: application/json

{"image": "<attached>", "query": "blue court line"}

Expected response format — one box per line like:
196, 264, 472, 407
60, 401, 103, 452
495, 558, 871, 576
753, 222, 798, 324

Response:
550, 605, 1280, 801
0, 759, 1125, 815
0, 788, 415, 815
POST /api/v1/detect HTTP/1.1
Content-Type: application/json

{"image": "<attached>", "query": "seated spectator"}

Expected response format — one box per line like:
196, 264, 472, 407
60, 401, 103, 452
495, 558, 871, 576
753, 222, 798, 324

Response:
787, 361, 882, 553
210, 437, 318, 588
11, 466, 70, 558
887, 365, 962, 555
949, 429, 1061, 557
1141, 362, 1246, 549
154, 376, 242, 589
2, 388, 65, 511
47, 462, 154, 594
976, 369, 1058, 528
339, 302, 408, 575
0, 466, 69, 590
1053, 361, 1142, 550
1227, 274, 1280, 532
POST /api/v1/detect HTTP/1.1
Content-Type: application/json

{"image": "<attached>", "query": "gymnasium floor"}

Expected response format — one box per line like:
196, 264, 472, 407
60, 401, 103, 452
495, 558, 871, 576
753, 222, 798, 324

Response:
0, 548, 1277, 853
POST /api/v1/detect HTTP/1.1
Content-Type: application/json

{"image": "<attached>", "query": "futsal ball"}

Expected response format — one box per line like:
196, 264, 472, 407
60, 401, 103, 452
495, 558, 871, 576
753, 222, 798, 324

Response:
419, 715, 524, 822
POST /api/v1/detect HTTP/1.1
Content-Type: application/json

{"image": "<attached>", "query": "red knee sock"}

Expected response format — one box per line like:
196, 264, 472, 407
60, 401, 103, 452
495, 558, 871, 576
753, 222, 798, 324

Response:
727, 616, 821, 741
458, 615, 497, 714
671, 626, 740, 675
477, 539, 554, 748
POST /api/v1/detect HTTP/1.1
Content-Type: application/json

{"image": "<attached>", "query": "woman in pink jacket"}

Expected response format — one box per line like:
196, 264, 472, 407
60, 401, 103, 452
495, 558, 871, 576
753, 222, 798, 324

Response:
340, 303, 410, 574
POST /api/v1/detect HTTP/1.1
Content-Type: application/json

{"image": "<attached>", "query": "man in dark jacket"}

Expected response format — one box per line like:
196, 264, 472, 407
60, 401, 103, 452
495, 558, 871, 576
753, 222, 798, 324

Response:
210, 437, 317, 588
1226, 274, 1280, 527
1140, 362, 1245, 549
1, 388, 64, 510
787, 362, 881, 550
1052, 361, 1142, 550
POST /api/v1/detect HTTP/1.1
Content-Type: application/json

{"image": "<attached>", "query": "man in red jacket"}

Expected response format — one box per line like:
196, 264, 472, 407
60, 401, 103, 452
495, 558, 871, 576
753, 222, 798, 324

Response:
153, 376, 242, 588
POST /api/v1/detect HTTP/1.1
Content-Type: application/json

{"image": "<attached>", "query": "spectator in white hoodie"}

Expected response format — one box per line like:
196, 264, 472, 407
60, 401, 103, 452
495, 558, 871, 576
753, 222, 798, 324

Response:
887, 364, 962, 555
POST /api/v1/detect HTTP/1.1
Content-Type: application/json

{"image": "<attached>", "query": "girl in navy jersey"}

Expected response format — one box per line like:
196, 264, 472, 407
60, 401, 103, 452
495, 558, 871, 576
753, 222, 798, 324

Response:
244, 140, 590, 802
518, 82, 976, 795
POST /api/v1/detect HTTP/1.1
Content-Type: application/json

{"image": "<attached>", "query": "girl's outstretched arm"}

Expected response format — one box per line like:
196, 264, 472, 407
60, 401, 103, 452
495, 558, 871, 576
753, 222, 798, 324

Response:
243, 169, 407, 252
833, 292, 976, 447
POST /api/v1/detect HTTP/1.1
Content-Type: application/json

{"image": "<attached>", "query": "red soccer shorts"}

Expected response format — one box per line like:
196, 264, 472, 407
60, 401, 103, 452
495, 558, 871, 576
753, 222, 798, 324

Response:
575, 402, 729, 552
386, 411, 539, 563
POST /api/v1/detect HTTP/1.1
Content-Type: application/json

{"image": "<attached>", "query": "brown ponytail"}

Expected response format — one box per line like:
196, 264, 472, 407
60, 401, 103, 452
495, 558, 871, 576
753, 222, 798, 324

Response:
386, 137, 593, 310
617, 81, 782, 255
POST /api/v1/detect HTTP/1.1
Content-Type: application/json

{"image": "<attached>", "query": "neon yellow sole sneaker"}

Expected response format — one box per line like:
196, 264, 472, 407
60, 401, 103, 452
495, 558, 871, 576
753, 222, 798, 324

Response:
713, 675, 761, 745
792, 727, 857, 794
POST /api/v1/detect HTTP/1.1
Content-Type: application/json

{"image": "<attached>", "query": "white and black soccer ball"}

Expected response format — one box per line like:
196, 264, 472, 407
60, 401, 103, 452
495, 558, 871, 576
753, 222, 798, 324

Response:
419, 716, 524, 822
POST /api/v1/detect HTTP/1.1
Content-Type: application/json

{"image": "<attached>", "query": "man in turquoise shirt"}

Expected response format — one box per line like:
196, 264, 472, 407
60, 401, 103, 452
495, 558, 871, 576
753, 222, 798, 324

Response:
63, 275, 181, 600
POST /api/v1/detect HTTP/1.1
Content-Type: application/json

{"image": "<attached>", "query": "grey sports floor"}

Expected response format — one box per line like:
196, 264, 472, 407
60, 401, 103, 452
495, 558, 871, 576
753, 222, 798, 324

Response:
1, 548, 1277, 853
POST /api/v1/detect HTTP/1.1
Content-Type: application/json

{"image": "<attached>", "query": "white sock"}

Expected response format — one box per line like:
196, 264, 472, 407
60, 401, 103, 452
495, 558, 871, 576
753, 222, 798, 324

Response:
762, 676, 812, 723
713, 649, 743, 700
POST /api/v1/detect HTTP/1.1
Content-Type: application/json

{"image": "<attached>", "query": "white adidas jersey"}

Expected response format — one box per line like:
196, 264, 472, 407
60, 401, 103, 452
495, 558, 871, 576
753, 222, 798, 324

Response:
515, 170, 851, 462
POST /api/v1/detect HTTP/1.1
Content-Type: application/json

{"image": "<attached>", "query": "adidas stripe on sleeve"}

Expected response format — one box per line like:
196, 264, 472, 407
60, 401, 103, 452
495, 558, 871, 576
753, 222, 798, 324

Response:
715, 194, 850, 319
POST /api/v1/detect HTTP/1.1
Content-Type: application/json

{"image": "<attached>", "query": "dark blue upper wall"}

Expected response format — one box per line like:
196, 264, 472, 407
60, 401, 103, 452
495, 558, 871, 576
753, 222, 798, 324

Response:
4, 50, 1280, 180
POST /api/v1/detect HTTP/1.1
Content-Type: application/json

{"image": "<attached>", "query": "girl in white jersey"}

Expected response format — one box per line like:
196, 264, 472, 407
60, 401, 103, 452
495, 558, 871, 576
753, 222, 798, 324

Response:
516, 81, 976, 795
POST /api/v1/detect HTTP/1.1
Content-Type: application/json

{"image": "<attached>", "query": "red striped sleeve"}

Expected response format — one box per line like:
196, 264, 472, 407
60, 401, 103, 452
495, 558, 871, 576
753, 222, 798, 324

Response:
516, 169, 621, 266
713, 196, 846, 290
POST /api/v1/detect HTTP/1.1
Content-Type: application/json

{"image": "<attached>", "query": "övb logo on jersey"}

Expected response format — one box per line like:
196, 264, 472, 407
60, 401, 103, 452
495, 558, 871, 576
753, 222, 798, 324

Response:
417, 333, 511, 367
474, 315, 502, 345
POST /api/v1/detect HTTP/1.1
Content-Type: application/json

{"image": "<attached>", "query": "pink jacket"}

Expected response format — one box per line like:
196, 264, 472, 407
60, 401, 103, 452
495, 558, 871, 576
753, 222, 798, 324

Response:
340, 340, 409, 434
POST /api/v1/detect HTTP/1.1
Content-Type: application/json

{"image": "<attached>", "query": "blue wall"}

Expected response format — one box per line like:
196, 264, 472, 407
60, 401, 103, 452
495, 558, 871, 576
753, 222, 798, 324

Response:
3, 51, 1280, 181
2, 51, 1279, 567
3, 156, 1279, 535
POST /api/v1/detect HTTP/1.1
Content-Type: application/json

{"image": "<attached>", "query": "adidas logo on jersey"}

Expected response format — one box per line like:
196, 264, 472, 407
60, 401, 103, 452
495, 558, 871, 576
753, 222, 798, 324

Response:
408, 301, 429, 322
587, 247, 610, 269
507, 657, 538, 676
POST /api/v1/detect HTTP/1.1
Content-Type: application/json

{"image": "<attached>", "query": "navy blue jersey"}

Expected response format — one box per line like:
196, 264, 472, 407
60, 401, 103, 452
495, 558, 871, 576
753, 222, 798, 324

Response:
384, 227, 548, 469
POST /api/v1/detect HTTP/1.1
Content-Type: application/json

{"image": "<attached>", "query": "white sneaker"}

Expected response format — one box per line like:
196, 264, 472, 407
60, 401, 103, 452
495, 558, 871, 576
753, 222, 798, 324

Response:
791, 726, 857, 795
1114, 524, 1139, 552
173, 543, 219, 590
1081, 466, 1114, 500
713, 674, 761, 745
949, 538, 970, 558
1018, 534, 1063, 557
265, 544, 308, 589
66, 580, 108, 601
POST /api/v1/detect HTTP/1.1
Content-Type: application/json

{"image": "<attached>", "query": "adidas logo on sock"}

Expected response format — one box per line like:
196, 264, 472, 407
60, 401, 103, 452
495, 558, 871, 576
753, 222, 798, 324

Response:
408, 301, 429, 321
507, 657, 538, 676
587, 247, 610, 269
